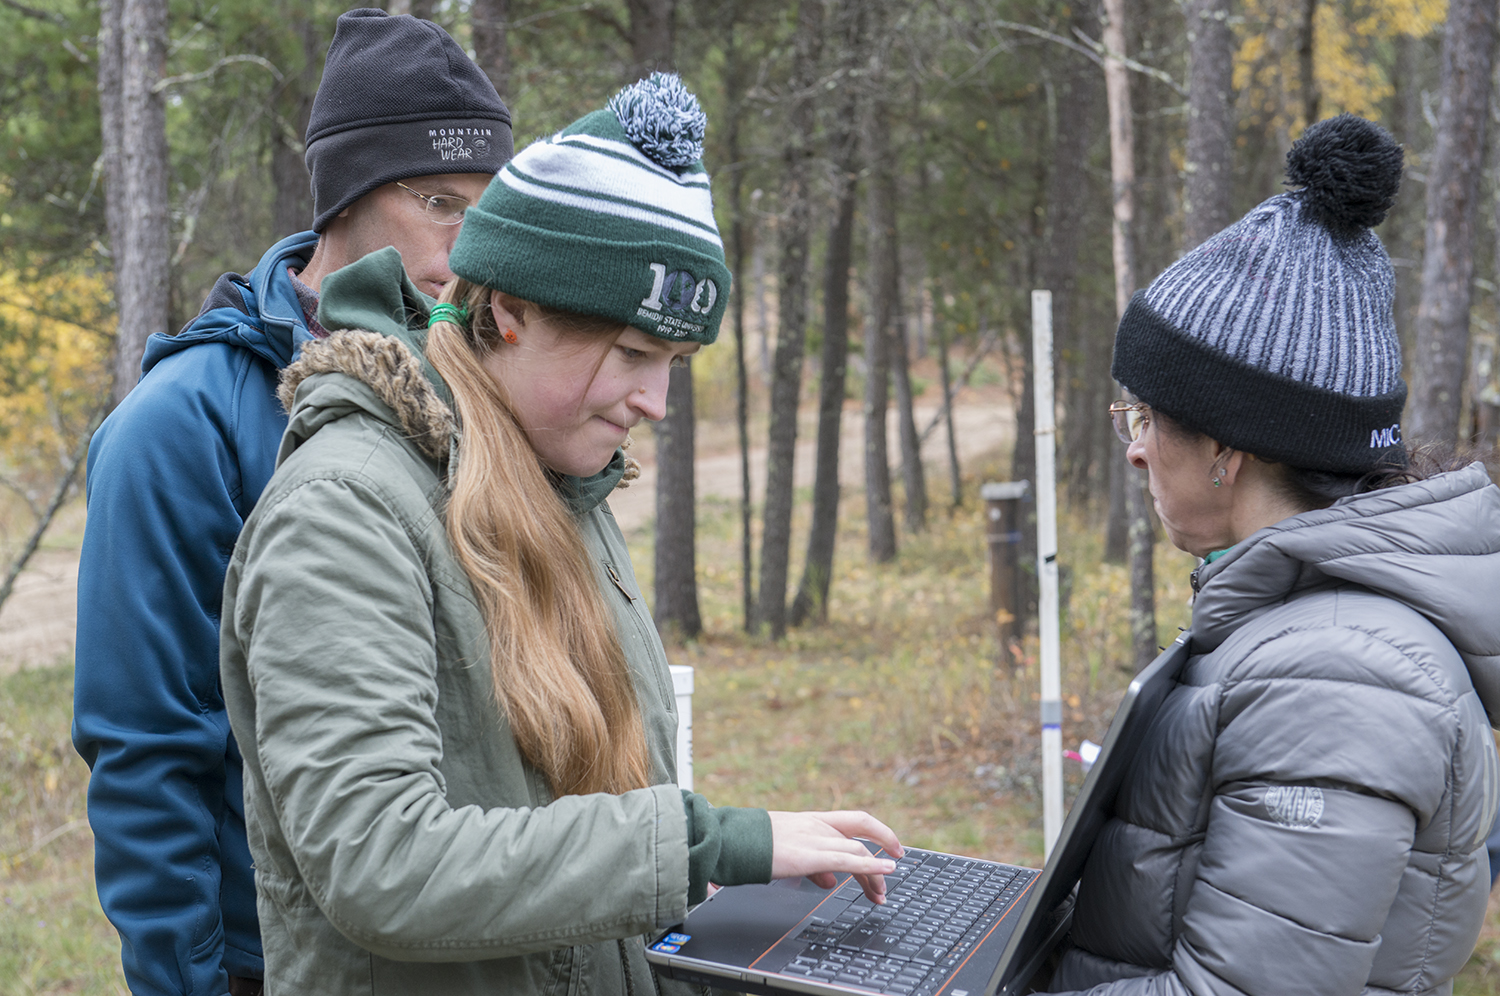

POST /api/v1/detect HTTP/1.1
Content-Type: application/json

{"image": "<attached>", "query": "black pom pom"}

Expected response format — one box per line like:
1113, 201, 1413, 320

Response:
1284, 113, 1404, 230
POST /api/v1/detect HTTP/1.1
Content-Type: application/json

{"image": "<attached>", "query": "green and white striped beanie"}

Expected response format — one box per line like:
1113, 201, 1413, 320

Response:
448, 73, 730, 345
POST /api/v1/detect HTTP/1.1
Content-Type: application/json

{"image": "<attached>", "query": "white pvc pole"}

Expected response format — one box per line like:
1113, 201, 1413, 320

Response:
670, 664, 694, 791
1031, 290, 1064, 860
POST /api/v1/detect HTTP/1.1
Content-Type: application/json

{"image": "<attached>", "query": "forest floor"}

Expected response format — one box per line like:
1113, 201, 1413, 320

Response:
5, 383, 1500, 993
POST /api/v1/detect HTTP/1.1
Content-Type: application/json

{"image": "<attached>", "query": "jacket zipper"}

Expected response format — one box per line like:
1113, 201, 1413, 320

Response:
607, 563, 636, 601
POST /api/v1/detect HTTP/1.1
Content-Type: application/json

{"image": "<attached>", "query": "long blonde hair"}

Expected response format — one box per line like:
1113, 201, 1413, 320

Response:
426, 278, 651, 798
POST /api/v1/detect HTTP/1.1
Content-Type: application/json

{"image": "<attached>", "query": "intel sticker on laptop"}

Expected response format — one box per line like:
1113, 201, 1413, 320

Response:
666, 933, 691, 944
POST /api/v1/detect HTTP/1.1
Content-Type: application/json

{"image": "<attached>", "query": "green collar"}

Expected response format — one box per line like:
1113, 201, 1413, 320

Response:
317, 247, 452, 412
1203, 548, 1232, 564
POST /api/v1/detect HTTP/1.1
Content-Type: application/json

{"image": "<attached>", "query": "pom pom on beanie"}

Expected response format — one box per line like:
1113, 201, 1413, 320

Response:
1284, 113, 1404, 232
607, 72, 708, 169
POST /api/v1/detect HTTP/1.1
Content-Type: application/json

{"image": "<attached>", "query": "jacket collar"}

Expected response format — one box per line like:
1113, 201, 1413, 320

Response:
1192, 463, 1500, 718
142, 230, 320, 376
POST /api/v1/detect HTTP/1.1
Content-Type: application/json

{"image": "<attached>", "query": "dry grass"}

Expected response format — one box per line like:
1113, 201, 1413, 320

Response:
0, 664, 126, 995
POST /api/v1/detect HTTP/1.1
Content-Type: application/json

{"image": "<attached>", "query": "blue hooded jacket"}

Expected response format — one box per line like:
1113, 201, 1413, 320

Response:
73, 231, 319, 996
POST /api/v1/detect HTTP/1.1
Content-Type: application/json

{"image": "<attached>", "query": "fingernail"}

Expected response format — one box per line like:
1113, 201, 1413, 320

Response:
883, 861, 896, 872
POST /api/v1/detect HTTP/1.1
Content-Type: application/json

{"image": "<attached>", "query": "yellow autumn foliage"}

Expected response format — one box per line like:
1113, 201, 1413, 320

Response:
0, 261, 113, 498
1235, 0, 1447, 136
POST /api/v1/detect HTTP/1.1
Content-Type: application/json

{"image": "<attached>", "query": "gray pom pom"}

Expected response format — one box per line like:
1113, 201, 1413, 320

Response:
608, 72, 706, 168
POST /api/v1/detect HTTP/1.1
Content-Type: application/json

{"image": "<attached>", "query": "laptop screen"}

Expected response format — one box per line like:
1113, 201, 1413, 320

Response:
990, 633, 1191, 994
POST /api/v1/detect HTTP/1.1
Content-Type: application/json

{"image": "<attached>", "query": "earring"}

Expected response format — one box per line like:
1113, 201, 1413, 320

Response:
502, 327, 519, 344
1212, 467, 1225, 487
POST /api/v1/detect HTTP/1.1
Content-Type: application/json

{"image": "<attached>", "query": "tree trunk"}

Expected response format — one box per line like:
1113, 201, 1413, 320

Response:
1298, 0, 1320, 127
788, 183, 855, 627
722, 7, 754, 634
113, 0, 171, 406
754, 231, 771, 377
272, 15, 319, 240
1388, 34, 1425, 349
1183, 0, 1235, 251
617, 0, 696, 638
891, 231, 926, 533
936, 317, 961, 507
755, 0, 823, 638
1410, 0, 1497, 446
1102, 0, 1134, 564
1103, 0, 1136, 324
1037, 0, 1103, 507
791, 0, 863, 626
1103, 0, 1155, 670
625, 0, 675, 79
862, 3, 899, 563
1104, 442, 1128, 561
1125, 446, 1156, 668
98, 0, 126, 313
653, 361, 701, 638
471, 0, 510, 100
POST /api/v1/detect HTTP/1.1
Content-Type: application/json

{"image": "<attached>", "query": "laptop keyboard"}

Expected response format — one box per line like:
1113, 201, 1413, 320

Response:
775, 849, 1035, 995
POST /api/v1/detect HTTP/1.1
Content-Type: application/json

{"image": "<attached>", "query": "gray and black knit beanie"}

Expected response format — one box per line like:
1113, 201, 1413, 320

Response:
1112, 113, 1407, 474
449, 72, 730, 345
305, 8, 513, 233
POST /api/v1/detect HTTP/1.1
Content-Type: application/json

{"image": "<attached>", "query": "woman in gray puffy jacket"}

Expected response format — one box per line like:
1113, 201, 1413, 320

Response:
1050, 114, 1500, 996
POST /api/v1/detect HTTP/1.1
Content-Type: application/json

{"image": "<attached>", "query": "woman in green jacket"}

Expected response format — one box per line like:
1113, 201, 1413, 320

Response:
219, 75, 901, 995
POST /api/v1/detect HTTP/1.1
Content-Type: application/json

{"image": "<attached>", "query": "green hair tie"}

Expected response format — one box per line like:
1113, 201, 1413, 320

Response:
428, 303, 469, 328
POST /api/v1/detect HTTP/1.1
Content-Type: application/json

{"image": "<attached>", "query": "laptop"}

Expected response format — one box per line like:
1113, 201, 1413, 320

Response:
646, 632, 1192, 996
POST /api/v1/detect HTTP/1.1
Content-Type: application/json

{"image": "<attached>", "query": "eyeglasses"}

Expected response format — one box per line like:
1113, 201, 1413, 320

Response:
395, 181, 470, 225
1108, 401, 1151, 443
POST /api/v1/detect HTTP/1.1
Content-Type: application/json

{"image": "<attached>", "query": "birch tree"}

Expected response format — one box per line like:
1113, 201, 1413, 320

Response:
1102, 0, 1156, 670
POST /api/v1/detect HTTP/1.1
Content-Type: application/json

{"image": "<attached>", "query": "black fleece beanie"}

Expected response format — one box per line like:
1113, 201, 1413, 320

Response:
305, 8, 513, 233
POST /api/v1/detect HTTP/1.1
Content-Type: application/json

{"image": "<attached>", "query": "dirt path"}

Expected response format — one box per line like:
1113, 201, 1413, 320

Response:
0, 547, 81, 674
0, 400, 1014, 675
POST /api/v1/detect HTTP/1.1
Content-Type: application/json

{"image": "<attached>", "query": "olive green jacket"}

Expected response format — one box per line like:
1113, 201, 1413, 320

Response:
219, 249, 768, 995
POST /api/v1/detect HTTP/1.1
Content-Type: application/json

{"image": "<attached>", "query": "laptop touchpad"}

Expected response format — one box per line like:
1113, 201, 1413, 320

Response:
681, 879, 836, 970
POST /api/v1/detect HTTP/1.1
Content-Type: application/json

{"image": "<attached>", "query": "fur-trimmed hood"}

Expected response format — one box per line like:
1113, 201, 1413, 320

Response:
280, 329, 456, 461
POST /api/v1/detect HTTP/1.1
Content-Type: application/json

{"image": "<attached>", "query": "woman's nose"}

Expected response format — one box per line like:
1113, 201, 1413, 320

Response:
630, 366, 672, 422
1126, 435, 1148, 470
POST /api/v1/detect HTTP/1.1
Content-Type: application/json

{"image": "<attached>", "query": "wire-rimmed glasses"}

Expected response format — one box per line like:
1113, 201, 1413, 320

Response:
395, 181, 470, 225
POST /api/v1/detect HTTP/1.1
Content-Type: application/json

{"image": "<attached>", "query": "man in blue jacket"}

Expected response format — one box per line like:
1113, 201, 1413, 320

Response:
71, 10, 511, 996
